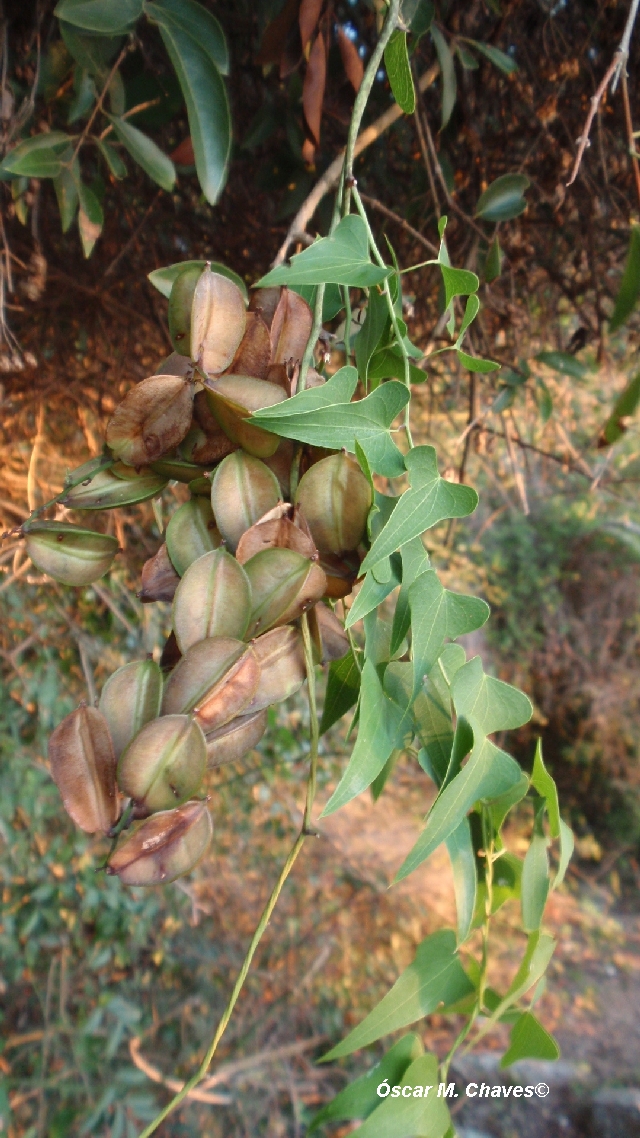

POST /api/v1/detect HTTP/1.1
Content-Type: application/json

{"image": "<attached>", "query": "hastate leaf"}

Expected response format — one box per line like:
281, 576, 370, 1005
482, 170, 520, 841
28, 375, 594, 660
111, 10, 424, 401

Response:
108, 116, 175, 190
308, 1034, 423, 1132
322, 930, 474, 1059
360, 447, 478, 573
500, 1011, 560, 1069
452, 656, 532, 737
351, 1054, 451, 1138
146, 2, 231, 204
251, 371, 409, 478
409, 570, 489, 694
256, 215, 389, 288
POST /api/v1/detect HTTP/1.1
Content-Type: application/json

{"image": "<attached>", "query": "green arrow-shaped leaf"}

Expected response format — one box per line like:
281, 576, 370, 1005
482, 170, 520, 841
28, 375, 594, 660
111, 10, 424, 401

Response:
256, 215, 389, 288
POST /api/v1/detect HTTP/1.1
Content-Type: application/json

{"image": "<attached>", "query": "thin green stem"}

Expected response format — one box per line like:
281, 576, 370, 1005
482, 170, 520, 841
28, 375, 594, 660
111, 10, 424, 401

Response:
137, 617, 322, 1138
352, 185, 414, 448
3, 455, 115, 540
342, 286, 353, 364
298, 281, 325, 392
342, 0, 401, 216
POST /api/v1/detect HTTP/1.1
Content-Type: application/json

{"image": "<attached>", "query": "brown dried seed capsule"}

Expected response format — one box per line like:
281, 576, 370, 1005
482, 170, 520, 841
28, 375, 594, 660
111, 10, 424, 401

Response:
210, 451, 281, 552
117, 714, 207, 816
106, 375, 195, 467
294, 452, 372, 556
244, 626, 306, 714
205, 709, 267, 768
172, 549, 252, 653
204, 374, 285, 458
24, 521, 119, 586
235, 505, 317, 564
263, 438, 295, 498
249, 286, 281, 328
139, 543, 181, 603
228, 311, 271, 379
155, 350, 193, 377
318, 551, 361, 599
161, 637, 259, 733
99, 659, 163, 761
269, 287, 313, 368
244, 548, 326, 637
107, 799, 212, 886
309, 602, 350, 663
166, 498, 222, 577
48, 705, 118, 834
191, 265, 246, 374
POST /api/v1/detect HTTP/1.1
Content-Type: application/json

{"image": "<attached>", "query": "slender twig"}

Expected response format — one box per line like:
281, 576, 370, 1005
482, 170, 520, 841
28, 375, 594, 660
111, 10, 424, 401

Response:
352, 185, 414, 447
301, 612, 319, 832
567, 0, 640, 186
621, 71, 640, 212
272, 62, 440, 266
359, 192, 439, 255
412, 96, 441, 220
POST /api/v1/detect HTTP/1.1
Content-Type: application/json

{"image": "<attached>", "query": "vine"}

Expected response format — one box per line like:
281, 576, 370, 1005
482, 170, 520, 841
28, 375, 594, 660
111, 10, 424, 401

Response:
9, 5, 574, 1136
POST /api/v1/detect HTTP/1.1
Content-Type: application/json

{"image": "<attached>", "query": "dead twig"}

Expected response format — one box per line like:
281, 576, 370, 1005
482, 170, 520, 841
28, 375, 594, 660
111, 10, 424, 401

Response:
273, 63, 440, 265
358, 192, 438, 255
567, 0, 640, 186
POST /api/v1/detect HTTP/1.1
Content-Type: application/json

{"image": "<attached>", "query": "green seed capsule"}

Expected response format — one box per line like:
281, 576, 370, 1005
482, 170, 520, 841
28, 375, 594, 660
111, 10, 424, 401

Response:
106, 374, 194, 467
117, 714, 207, 816
48, 705, 118, 834
24, 520, 118, 586
204, 374, 285, 458
162, 636, 259, 733
166, 498, 222, 577
172, 548, 252, 653
294, 453, 372, 555
244, 548, 326, 637
168, 264, 203, 357
149, 458, 209, 482
107, 799, 212, 886
205, 709, 267, 768
210, 451, 280, 552
99, 659, 163, 760
60, 467, 168, 510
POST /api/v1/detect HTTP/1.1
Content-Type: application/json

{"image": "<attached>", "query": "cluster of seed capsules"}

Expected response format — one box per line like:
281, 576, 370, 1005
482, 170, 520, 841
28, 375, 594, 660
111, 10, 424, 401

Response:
23, 266, 373, 886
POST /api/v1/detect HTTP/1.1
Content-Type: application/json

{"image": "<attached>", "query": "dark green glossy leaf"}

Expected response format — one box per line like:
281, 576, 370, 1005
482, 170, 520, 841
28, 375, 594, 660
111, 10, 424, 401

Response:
601, 371, 640, 444
430, 26, 456, 128
322, 930, 474, 1059
360, 447, 478, 574
77, 181, 103, 257
53, 164, 79, 232
67, 68, 96, 123
384, 30, 416, 114
320, 648, 361, 735
535, 350, 588, 379
146, 2, 231, 204
59, 22, 124, 76
500, 1011, 559, 1068
149, 0, 229, 75
256, 216, 389, 288
610, 225, 640, 331
354, 284, 389, 383
405, 0, 434, 37
55, 0, 142, 33
308, 1035, 423, 1132
1, 133, 72, 178
250, 369, 409, 478
475, 173, 529, 221
148, 259, 247, 300
368, 345, 426, 385
107, 115, 175, 190
457, 44, 479, 69
289, 282, 344, 320
485, 236, 502, 281
96, 138, 128, 179
469, 39, 518, 75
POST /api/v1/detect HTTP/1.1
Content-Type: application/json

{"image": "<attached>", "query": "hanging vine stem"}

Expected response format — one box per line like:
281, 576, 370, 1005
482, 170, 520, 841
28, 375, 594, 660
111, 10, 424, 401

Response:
137, 612, 320, 1138
297, 0, 401, 393
351, 184, 414, 448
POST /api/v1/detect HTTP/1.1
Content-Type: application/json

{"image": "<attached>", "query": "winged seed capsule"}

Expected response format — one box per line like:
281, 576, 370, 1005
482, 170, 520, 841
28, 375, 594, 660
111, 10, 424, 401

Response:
165, 497, 222, 576
48, 705, 118, 833
161, 637, 260, 733
107, 800, 212, 886
106, 374, 194, 467
117, 714, 207, 816
204, 374, 285, 457
294, 453, 372, 555
205, 709, 267, 768
23, 520, 119, 586
60, 466, 168, 510
210, 451, 281, 552
190, 265, 246, 373
171, 549, 252, 653
244, 548, 326, 637
99, 659, 163, 760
